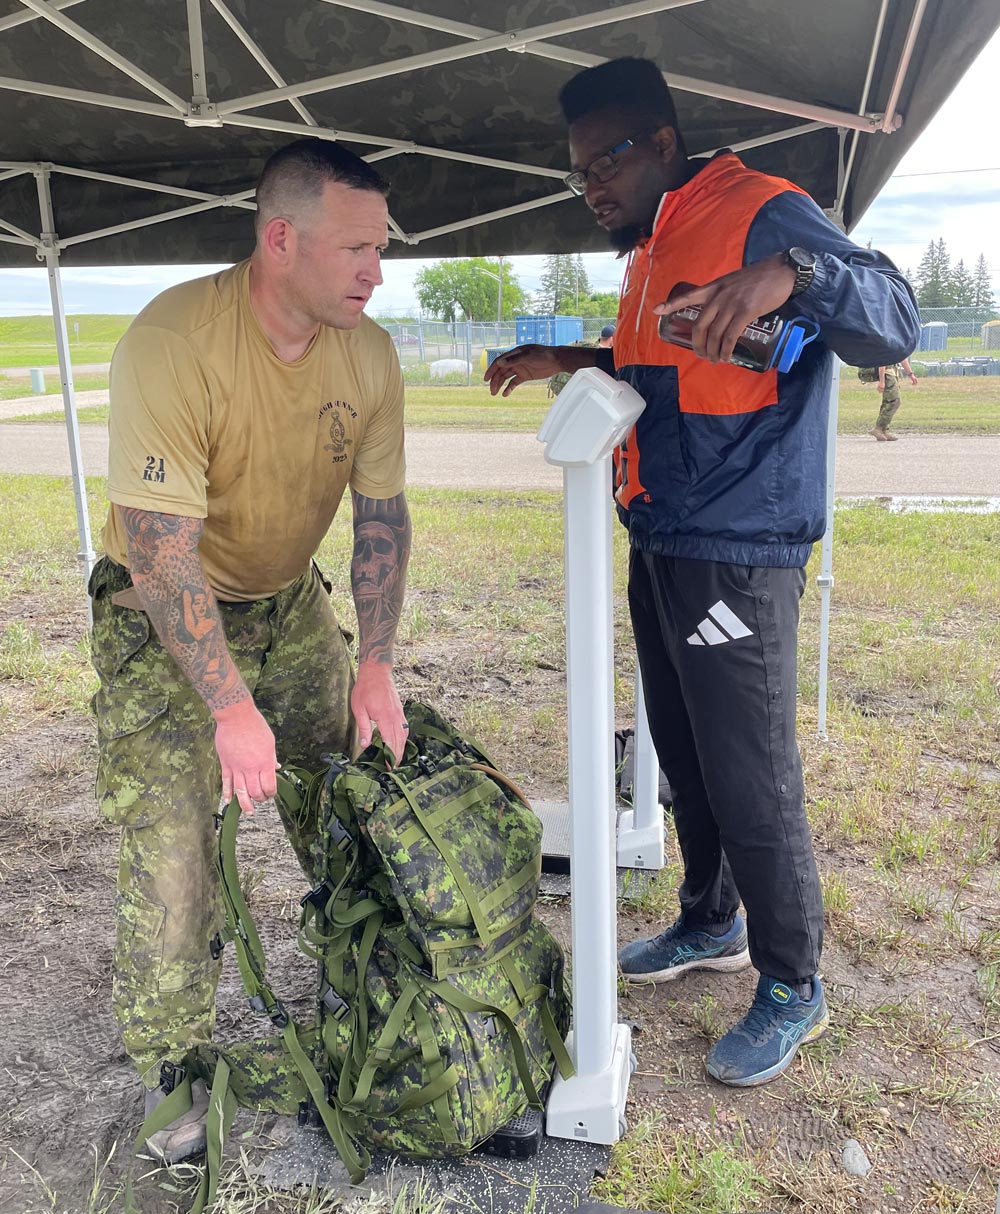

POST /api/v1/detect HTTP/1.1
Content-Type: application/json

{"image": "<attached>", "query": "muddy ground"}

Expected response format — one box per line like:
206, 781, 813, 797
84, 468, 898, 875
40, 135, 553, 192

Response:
1, 586, 998, 1214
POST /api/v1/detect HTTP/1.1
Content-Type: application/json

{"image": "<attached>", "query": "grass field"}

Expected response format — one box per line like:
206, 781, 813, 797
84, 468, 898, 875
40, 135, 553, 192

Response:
1, 471, 999, 1212
6, 374, 1000, 436
0, 314, 131, 367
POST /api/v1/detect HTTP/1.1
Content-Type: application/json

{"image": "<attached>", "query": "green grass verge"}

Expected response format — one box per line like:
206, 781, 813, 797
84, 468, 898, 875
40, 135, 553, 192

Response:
6, 376, 1000, 434
0, 314, 131, 367
0, 373, 109, 402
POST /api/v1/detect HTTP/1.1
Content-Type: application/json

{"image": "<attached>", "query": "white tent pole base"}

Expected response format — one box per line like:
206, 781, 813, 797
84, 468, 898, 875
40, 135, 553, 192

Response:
545, 1023, 634, 1144
616, 665, 665, 870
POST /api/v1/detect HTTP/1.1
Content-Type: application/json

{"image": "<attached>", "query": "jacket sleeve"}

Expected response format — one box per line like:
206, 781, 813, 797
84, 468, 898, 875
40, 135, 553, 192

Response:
744, 190, 921, 368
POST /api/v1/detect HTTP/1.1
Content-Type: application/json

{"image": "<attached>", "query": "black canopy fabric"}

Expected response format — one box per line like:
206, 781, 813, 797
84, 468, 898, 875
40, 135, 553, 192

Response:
0, 0, 997, 268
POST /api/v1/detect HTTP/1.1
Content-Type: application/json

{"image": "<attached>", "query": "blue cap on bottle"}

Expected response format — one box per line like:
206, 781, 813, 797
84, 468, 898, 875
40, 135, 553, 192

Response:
769, 317, 820, 373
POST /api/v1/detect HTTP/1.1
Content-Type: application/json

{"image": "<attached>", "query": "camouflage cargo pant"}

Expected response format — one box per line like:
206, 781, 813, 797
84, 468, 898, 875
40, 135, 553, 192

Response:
876, 367, 902, 430
89, 557, 353, 1087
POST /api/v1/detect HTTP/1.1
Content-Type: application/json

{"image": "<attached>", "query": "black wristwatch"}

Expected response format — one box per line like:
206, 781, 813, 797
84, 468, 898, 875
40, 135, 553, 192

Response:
785, 247, 816, 297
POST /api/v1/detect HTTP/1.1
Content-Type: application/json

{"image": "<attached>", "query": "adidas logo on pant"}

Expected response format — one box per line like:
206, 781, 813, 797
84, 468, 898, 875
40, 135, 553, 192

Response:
687, 599, 753, 646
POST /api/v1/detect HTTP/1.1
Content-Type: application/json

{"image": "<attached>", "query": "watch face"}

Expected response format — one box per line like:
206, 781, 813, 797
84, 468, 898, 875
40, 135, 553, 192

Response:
789, 247, 812, 268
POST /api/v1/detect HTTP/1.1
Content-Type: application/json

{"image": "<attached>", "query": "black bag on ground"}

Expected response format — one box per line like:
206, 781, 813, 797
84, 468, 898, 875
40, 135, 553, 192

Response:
614, 728, 672, 808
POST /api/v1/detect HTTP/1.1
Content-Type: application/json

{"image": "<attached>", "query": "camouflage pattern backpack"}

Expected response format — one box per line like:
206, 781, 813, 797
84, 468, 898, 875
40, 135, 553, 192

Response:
133, 702, 572, 1211
547, 337, 600, 396
857, 366, 880, 383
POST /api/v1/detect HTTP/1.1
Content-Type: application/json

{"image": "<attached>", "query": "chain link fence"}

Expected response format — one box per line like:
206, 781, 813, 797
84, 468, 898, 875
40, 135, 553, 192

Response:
379, 318, 617, 384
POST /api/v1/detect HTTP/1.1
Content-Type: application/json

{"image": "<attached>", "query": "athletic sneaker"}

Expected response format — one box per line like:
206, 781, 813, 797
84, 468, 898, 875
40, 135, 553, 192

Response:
618, 913, 750, 983
705, 974, 829, 1087
142, 1076, 209, 1164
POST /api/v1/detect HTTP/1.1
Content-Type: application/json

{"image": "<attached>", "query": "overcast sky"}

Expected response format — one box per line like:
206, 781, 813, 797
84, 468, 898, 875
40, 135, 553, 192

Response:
1, 26, 997, 319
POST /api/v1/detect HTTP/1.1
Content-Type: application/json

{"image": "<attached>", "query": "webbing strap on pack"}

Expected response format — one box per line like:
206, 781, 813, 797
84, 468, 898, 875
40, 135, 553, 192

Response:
215, 798, 371, 1184
383, 769, 496, 945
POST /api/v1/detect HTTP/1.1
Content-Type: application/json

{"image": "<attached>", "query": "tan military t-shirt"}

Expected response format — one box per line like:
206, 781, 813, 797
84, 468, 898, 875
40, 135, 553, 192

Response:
103, 261, 405, 601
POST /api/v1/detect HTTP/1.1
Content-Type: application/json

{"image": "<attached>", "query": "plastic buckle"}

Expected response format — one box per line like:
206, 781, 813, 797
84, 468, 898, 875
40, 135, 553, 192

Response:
328, 817, 353, 852
209, 932, 225, 961
322, 986, 351, 1021
301, 883, 331, 911
322, 755, 347, 788
159, 1060, 185, 1094
417, 755, 437, 777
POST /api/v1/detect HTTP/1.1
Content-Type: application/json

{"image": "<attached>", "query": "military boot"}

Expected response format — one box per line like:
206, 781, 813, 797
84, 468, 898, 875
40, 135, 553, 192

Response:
143, 1073, 209, 1165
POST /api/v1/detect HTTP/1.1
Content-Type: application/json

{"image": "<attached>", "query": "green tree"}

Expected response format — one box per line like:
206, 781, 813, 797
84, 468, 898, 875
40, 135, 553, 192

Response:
972, 253, 995, 312
914, 237, 952, 307
413, 258, 528, 321
576, 290, 621, 319
539, 254, 592, 313
951, 258, 974, 307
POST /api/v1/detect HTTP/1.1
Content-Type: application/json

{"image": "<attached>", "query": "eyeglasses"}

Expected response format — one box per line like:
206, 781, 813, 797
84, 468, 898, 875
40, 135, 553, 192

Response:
564, 135, 644, 195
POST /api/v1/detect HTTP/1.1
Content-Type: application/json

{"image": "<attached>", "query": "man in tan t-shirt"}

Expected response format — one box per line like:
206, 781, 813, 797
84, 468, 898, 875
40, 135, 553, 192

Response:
88, 138, 410, 1164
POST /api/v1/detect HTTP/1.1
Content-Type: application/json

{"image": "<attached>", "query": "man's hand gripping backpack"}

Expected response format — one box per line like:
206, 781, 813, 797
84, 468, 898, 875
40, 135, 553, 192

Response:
133, 702, 572, 1210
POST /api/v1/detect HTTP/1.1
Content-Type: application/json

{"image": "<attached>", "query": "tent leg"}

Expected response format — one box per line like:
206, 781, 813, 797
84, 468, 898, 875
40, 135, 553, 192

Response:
34, 167, 97, 601
817, 356, 841, 739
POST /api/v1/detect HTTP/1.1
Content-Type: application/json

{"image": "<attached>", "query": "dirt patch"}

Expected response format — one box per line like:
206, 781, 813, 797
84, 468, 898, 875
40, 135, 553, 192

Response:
1, 589, 999, 1213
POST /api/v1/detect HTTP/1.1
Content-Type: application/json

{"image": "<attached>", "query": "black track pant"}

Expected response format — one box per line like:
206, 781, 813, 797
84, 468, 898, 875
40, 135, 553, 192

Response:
628, 549, 823, 983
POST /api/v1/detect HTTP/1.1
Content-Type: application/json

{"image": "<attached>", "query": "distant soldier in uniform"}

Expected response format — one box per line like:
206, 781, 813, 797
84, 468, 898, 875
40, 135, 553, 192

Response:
547, 322, 616, 395
871, 356, 918, 440
89, 139, 411, 1164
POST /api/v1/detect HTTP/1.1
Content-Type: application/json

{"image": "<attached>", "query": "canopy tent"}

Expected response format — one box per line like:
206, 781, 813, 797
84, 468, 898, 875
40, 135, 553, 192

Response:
2, 0, 998, 1169
0, 0, 996, 702
0, 0, 998, 268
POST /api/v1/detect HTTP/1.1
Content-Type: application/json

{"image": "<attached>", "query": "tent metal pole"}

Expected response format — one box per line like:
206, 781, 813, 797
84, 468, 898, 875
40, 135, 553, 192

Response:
216, 0, 712, 115
218, 0, 882, 135
0, 232, 35, 247
882, 0, 930, 131
410, 189, 571, 243
18, 0, 188, 111
222, 111, 568, 177
186, 0, 210, 108
206, 0, 319, 126
323, 0, 886, 134
0, 0, 83, 33
51, 163, 257, 207
58, 189, 256, 250
33, 166, 97, 595
701, 120, 825, 158
817, 356, 841, 740
835, 0, 891, 216
0, 216, 39, 243
0, 75, 178, 118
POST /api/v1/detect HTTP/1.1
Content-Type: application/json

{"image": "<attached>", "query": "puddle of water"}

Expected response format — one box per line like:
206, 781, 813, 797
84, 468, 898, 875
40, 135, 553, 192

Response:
839, 495, 1000, 514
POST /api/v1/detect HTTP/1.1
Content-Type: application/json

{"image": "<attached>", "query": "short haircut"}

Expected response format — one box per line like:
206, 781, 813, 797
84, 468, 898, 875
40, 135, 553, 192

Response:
254, 138, 388, 234
558, 57, 687, 157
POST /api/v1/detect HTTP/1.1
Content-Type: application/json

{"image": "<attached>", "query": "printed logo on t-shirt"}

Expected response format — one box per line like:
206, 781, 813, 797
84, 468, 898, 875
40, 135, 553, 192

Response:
318, 399, 357, 465
142, 455, 166, 484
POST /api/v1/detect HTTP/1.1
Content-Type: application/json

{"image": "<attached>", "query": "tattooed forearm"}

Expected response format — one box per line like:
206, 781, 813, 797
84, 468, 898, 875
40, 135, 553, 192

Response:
119, 506, 249, 713
350, 490, 411, 666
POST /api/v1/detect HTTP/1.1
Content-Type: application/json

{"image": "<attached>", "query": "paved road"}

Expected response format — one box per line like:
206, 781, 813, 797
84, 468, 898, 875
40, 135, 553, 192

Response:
2, 419, 999, 497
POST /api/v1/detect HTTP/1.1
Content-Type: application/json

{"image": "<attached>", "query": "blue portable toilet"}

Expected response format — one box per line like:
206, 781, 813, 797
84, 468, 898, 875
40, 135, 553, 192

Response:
918, 321, 948, 352
515, 314, 584, 346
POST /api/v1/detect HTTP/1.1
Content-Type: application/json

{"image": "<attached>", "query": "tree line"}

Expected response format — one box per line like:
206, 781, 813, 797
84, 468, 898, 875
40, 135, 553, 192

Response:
912, 240, 994, 311
413, 254, 619, 322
